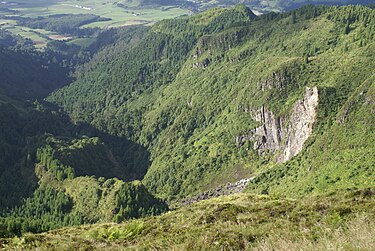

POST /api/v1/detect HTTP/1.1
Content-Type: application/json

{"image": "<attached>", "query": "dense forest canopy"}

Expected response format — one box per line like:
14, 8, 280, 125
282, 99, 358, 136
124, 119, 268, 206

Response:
48, 4, 375, 199
0, 23, 163, 237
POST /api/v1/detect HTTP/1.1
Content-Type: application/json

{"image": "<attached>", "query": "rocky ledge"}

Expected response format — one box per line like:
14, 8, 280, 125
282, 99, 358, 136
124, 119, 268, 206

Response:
180, 177, 255, 205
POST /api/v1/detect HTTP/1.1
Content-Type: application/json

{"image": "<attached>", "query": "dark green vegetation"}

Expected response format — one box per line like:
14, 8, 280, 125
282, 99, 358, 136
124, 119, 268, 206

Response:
0, 0, 372, 51
0, 48, 68, 99
0, 3, 374, 249
49, 5, 375, 201
12, 14, 110, 36
0, 24, 148, 97
0, 97, 167, 237
0, 0, 372, 45
197, 0, 375, 13
0, 26, 166, 237
0, 178, 166, 237
1, 188, 374, 250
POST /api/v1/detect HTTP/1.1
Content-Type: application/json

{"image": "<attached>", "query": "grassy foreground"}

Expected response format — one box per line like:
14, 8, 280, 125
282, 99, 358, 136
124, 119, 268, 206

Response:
1, 188, 374, 250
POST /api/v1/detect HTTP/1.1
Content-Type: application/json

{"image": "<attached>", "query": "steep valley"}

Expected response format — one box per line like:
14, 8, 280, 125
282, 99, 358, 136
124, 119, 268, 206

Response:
49, 4, 375, 199
0, 3, 374, 250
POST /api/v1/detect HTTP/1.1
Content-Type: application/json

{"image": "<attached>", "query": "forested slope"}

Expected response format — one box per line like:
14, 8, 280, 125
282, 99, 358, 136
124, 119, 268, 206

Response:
216, 0, 374, 12
1, 3, 374, 242
0, 95, 167, 237
49, 5, 375, 200
0, 27, 166, 237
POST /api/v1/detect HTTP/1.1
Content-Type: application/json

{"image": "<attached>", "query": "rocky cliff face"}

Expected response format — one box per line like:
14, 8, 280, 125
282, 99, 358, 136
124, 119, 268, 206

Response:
236, 86, 319, 163
278, 86, 319, 162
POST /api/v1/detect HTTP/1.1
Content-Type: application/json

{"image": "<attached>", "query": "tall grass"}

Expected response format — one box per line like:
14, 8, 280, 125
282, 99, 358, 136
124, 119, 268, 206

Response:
254, 214, 375, 251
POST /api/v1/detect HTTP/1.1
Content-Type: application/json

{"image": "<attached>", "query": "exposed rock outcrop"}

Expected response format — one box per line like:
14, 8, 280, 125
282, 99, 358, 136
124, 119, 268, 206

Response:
193, 29, 247, 59
180, 177, 255, 205
192, 58, 210, 68
278, 86, 319, 162
236, 86, 319, 163
191, 28, 248, 67
258, 71, 289, 91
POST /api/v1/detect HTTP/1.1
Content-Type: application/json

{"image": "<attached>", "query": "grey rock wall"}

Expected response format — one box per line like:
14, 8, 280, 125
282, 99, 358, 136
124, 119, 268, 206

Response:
277, 86, 319, 162
236, 86, 319, 163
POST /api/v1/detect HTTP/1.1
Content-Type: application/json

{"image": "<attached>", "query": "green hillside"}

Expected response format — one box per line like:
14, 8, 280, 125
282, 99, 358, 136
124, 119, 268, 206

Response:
0, 3, 374, 248
48, 5, 375, 200
0, 48, 69, 99
1, 187, 374, 250
247, 75, 375, 196
197, 0, 374, 13
0, 25, 174, 237
1, 0, 371, 50
0, 97, 167, 237
0, 37, 166, 236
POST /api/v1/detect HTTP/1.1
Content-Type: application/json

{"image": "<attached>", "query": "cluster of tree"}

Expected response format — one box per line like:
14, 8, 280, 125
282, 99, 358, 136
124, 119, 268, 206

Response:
0, 26, 165, 232
326, 5, 375, 39
0, 102, 167, 237
141, 0, 375, 13
0, 97, 155, 200
1, 4, 374, 239
48, 4, 255, 132
35, 135, 149, 182
0, 187, 75, 237
275, 0, 375, 12
0, 27, 165, 234
0, 25, 150, 100
0, 7, 19, 15
36, 145, 75, 181
0, 7, 172, 240
0, 48, 70, 99
0, 177, 167, 237
11, 14, 110, 37
0, 29, 33, 48
113, 181, 168, 223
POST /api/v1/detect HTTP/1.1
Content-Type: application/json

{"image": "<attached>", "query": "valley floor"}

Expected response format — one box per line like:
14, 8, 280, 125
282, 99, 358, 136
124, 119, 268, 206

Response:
1, 188, 374, 250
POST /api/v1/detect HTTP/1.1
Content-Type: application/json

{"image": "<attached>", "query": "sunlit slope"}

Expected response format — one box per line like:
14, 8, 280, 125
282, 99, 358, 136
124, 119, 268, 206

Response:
49, 5, 375, 200
2, 188, 375, 250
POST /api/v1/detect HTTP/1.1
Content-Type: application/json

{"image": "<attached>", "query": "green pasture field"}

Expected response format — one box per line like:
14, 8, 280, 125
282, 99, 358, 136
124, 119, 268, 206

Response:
67, 37, 96, 48
6, 0, 191, 26
2, 24, 51, 48
0, 0, 191, 49
0, 19, 16, 26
